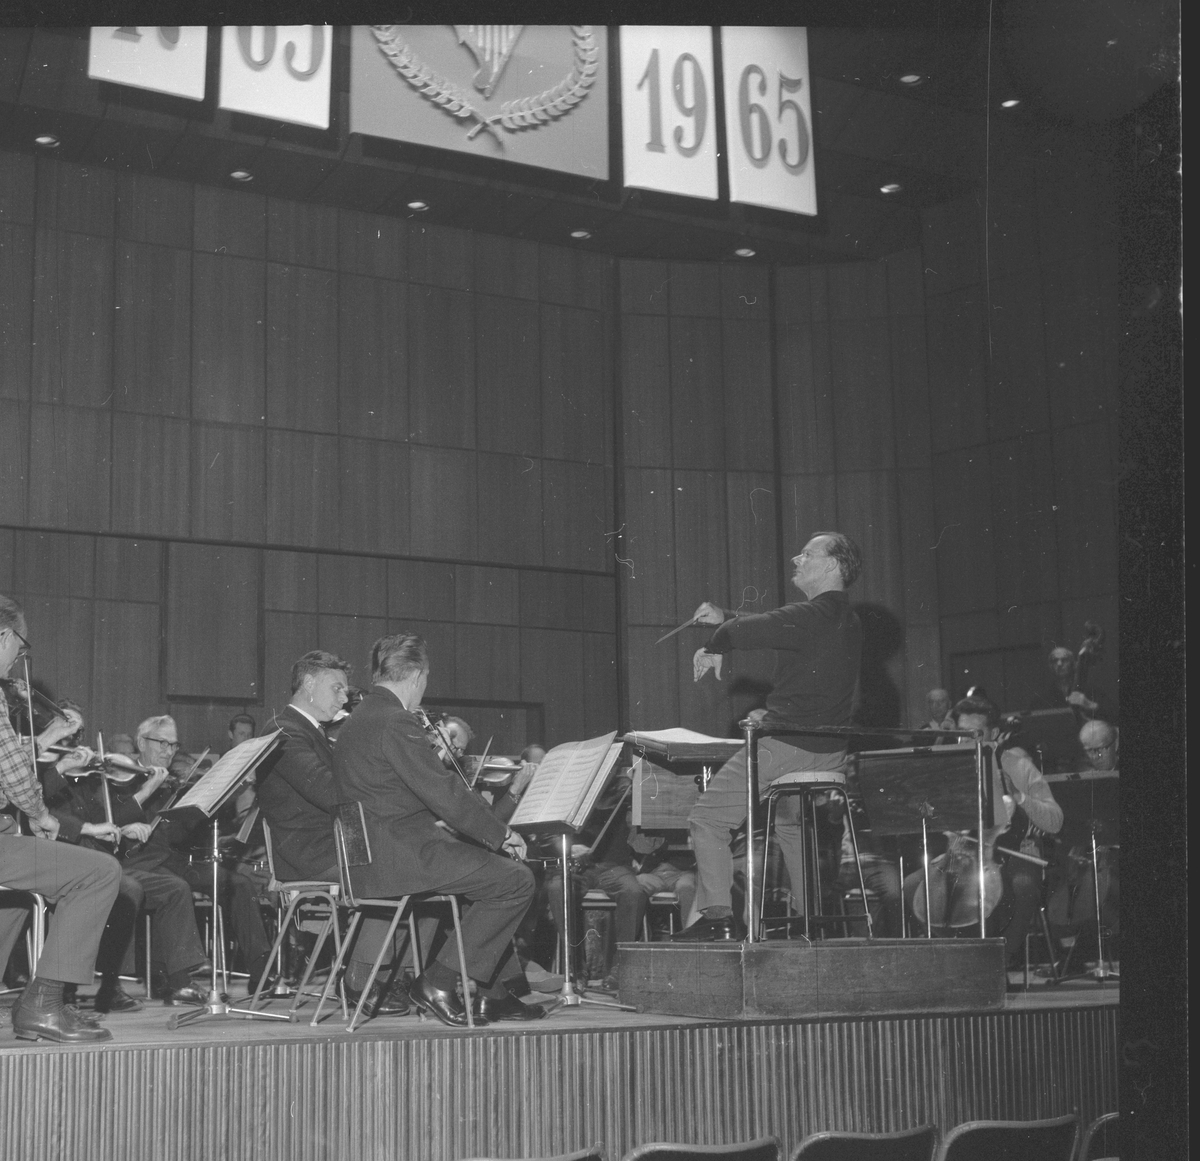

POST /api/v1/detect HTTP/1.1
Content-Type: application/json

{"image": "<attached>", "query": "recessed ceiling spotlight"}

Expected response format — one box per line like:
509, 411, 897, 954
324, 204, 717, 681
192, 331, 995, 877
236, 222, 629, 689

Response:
570, 229, 592, 240
230, 169, 253, 182
734, 247, 756, 258
880, 183, 903, 194
407, 200, 429, 211
899, 73, 925, 86
1001, 98, 1022, 108
34, 134, 60, 148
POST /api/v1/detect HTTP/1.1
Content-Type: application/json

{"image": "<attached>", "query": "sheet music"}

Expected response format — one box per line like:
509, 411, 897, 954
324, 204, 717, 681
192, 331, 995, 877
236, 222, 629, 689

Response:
509, 731, 620, 830
163, 731, 282, 818
624, 727, 744, 762
626, 728, 737, 746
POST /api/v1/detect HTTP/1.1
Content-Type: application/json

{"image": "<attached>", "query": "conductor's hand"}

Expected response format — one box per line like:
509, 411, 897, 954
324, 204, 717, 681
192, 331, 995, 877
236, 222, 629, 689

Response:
121, 822, 152, 844
691, 601, 725, 625
693, 648, 723, 682
501, 828, 527, 861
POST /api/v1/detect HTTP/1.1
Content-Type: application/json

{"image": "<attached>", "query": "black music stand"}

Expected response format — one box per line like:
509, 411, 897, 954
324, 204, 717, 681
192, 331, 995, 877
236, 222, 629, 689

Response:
155, 732, 288, 1030
1011, 708, 1083, 773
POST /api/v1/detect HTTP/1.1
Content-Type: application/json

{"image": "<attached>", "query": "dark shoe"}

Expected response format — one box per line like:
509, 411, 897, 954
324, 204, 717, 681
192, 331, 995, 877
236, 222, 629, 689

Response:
345, 979, 410, 1017
95, 982, 144, 1014
162, 983, 206, 1006
12, 990, 113, 1043
669, 916, 742, 942
597, 974, 619, 994
475, 992, 547, 1022
409, 973, 484, 1028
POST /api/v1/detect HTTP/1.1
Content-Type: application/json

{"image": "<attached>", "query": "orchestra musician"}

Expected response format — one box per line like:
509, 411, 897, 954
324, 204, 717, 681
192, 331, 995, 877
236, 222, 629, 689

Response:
1, 595, 121, 1043
672, 532, 864, 942
331, 632, 542, 1025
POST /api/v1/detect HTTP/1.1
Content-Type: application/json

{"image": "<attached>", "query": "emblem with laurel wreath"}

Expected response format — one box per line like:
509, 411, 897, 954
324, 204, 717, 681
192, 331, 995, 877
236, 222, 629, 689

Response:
370, 25, 600, 143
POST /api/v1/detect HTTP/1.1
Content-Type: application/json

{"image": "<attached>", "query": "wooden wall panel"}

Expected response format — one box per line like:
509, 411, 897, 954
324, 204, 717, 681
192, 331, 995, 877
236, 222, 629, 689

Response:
834, 471, 903, 613
317, 614, 387, 680
0, 151, 36, 223
542, 460, 609, 572
888, 314, 932, 471
13, 595, 93, 709
265, 429, 339, 549
28, 404, 111, 531
669, 317, 725, 470
191, 252, 265, 425
901, 620, 943, 729
582, 632, 619, 736
263, 610, 319, 715
408, 285, 475, 449
409, 446, 477, 560
931, 447, 996, 615
774, 312, 835, 476
619, 259, 670, 315
35, 159, 115, 236
31, 229, 114, 407
721, 319, 773, 471
621, 313, 671, 469
580, 574, 616, 634
114, 240, 191, 417
454, 623, 520, 700
1052, 421, 1118, 601
191, 423, 265, 543
541, 305, 609, 465
883, 248, 925, 316
93, 537, 162, 604
726, 471, 780, 616
90, 599, 162, 741
408, 620, 456, 696
337, 436, 410, 557
539, 247, 610, 314
668, 261, 720, 317
780, 471, 838, 551
168, 702, 256, 757
193, 185, 266, 260
338, 209, 406, 279
985, 273, 1050, 441
0, 529, 12, 591
317, 553, 387, 617
474, 233, 538, 301
895, 468, 940, 626
519, 627, 585, 746
829, 319, 894, 473
673, 470, 728, 624
719, 263, 770, 321
388, 559, 456, 622
919, 199, 984, 297
476, 294, 540, 456
408, 223, 473, 291
12, 530, 95, 597
338, 273, 407, 442
166, 543, 260, 699
477, 451, 543, 567
989, 433, 1059, 609
519, 571, 582, 631
266, 264, 338, 432
0, 400, 28, 525
264, 550, 319, 613
624, 626, 679, 731
0, 223, 33, 401
826, 262, 889, 321
924, 290, 989, 452
111, 413, 190, 538
454, 564, 518, 625
267, 199, 337, 270
116, 171, 192, 249
983, 170, 1041, 281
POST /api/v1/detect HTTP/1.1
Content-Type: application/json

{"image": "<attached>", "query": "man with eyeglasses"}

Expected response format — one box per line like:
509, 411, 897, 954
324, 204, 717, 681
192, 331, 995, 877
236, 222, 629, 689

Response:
0, 594, 121, 1043
1079, 720, 1119, 773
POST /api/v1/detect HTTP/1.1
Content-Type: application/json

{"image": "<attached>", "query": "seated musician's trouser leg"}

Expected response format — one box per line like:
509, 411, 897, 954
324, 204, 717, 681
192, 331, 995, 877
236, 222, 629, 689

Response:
96, 873, 142, 978
0, 834, 121, 985
180, 863, 271, 972
595, 864, 649, 955
638, 865, 697, 925
837, 857, 902, 937
688, 738, 843, 915
128, 868, 207, 977
1001, 863, 1043, 967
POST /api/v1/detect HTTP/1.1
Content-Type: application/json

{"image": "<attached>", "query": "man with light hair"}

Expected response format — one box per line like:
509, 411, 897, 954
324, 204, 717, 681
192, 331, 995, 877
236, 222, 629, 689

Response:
1079, 720, 1119, 773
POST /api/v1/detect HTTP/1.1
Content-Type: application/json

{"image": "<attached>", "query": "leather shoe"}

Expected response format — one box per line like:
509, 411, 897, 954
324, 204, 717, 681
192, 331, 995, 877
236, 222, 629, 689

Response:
162, 983, 206, 1006
345, 979, 410, 1017
669, 916, 743, 942
409, 973, 485, 1028
12, 991, 112, 1043
474, 992, 546, 1022
95, 982, 144, 1014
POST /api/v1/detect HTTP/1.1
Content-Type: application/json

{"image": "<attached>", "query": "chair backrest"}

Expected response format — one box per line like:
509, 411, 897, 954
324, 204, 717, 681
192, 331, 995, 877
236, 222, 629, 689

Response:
1079, 1112, 1118, 1161
792, 1125, 937, 1161
332, 801, 373, 905
262, 818, 280, 888
622, 1137, 781, 1161
936, 1114, 1079, 1161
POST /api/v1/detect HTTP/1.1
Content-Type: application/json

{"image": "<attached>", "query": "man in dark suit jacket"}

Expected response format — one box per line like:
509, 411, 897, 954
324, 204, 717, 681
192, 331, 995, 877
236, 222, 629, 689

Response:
332, 632, 540, 1026
255, 650, 350, 884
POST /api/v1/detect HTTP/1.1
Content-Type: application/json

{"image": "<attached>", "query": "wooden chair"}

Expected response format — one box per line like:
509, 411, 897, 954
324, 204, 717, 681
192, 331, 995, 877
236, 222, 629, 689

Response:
621, 1137, 781, 1160
1079, 1112, 1119, 1161
791, 1125, 938, 1161
935, 1114, 1079, 1161
248, 819, 346, 1018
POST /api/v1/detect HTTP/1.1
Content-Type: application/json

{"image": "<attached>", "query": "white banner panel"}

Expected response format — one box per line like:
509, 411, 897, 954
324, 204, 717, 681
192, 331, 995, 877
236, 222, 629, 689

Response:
88, 26, 208, 100
219, 26, 333, 130
620, 26, 717, 200
721, 27, 817, 216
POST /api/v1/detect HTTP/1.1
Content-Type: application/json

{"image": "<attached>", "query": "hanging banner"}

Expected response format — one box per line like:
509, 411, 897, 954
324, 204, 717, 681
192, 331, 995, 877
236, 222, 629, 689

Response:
721, 27, 817, 216
349, 25, 608, 180
219, 26, 333, 129
88, 26, 208, 101
619, 26, 718, 200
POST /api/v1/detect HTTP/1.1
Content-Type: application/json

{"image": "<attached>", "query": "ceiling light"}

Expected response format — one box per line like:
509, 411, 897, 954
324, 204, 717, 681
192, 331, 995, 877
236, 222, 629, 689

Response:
899, 74, 924, 86
570, 229, 592, 240
734, 247, 756, 258
880, 183, 902, 194
34, 134, 60, 148
1001, 99, 1021, 109
230, 169, 253, 182
407, 200, 429, 211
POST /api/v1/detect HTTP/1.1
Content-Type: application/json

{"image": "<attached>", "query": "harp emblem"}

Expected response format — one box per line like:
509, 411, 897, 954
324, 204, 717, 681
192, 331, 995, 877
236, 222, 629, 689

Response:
452, 25, 524, 99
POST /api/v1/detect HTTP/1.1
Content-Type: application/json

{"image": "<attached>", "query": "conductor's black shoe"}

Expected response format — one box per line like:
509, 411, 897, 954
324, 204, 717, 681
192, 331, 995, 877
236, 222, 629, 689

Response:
669, 916, 742, 942
409, 973, 484, 1028
94, 981, 144, 1014
345, 980, 410, 1017
474, 992, 547, 1022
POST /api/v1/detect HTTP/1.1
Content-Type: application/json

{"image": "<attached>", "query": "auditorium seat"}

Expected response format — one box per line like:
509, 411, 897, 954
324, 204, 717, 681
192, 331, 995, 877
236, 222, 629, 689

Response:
621, 1136, 781, 1160
934, 1113, 1078, 1161
790, 1124, 937, 1160
1079, 1111, 1119, 1160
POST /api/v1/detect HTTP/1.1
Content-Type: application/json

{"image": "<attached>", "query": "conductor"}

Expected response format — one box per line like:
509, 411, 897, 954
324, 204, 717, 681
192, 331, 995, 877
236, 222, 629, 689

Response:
671, 532, 863, 941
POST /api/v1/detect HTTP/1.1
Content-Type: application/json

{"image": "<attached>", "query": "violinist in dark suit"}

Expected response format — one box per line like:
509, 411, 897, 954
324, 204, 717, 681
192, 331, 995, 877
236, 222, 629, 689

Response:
255, 651, 351, 884
331, 632, 540, 1026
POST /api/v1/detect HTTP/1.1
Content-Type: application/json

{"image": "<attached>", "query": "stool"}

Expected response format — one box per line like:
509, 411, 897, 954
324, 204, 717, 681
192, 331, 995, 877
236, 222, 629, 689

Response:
758, 769, 872, 941
839, 886, 880, 937
643, 891, 680, 939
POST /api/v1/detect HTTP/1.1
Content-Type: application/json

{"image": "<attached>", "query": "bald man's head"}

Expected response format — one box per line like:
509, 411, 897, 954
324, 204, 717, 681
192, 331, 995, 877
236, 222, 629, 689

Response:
1079, 720, 1119, 771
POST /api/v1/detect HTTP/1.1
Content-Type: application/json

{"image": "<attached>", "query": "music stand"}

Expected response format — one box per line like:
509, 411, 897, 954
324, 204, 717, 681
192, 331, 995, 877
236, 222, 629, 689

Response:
155, 732, 289, 1030
1011, 708, 1083, 772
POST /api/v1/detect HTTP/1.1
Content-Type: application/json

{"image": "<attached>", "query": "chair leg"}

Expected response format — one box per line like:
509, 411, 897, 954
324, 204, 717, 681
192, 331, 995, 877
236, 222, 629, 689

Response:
311, 910, 360, 1027
252, 893, 303, 1009
446, 895, 475, 1030
346, 903, 410, 1033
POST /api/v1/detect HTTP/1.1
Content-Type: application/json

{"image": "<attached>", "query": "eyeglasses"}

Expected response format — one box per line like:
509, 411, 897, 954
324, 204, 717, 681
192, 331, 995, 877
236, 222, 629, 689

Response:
5, 627, 32, 658
1084, 742, 1114, 758
143, 736, 180, 751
